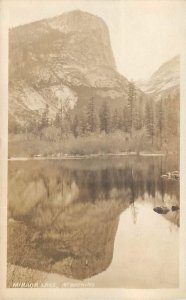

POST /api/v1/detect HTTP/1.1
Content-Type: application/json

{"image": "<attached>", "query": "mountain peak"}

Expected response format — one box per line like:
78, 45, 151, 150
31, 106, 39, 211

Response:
47, 9, 109, 35
151, 55, 180, 80
136, 55, 180, 95
10, 9, 116, 71
9, 10, 127, 125
55, 9, 101, 19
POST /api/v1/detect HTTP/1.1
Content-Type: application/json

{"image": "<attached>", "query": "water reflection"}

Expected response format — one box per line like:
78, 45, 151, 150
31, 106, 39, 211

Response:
8, 156, 179, 287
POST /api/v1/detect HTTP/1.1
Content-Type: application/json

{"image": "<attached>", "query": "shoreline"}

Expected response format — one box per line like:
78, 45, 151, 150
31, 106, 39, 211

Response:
8, 152, 173, 161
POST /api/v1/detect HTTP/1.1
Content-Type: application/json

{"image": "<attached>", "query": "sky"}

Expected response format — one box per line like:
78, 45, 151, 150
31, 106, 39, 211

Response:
6, 0, 186, 81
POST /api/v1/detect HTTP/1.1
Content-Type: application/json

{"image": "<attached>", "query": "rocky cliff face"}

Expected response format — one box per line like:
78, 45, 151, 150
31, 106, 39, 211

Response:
48, 10, 116, 69
9, 10, 137, 126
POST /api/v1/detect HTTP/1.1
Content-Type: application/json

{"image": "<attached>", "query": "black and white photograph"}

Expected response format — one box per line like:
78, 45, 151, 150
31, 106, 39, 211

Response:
0, 0, 186, 299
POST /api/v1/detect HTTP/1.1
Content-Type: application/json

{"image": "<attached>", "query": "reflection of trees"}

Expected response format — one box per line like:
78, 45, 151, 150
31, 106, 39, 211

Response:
8, 156, 179, 222
146, 163, 156, 198
73, 160, 179, 205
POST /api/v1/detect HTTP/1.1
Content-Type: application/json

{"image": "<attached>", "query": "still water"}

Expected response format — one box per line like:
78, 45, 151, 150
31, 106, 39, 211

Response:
8, 156, 179, 288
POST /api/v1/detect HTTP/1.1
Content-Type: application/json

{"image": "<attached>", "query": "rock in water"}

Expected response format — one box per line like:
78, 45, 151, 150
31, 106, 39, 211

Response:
171, 205, 179, 211
153, 206, 170, 214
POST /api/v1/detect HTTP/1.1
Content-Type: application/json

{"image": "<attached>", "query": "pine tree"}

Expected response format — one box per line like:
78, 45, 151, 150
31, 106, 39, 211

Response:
117, 112, 123, 131
155, 97, 165, 148
59, 102, 64, 137
111, 109, 119, 132
123, 105, 130, 132
127, 81, 135, 136
79, 109, 87, 136
145, 101, 154, 145
72, 114, 79, 137
54, 112, 61, 128
64, 112, 72, 138
99, 100, 110, 134
86, 97, 98, 133
41, 103, 49, 129
133, 105, 142, 131
53, 104, 64, 138
166, 95, 177, 137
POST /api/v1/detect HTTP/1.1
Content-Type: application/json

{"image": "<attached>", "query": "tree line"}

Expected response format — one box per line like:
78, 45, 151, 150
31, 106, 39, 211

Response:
10, 82, 179, 151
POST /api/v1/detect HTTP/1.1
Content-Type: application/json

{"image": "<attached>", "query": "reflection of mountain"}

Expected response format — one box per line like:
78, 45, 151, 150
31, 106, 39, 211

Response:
42, 201, 122, 279
8, 156, 179, 279
8, 159, 132, 279
8, 197, 130, 279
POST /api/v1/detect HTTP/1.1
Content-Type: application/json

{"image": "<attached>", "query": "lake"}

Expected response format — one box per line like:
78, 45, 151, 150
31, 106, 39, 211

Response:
7, 155, 179, 288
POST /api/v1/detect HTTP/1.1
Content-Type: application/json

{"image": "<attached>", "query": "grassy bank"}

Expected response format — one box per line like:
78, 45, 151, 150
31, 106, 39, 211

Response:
8, 132, 178, 158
